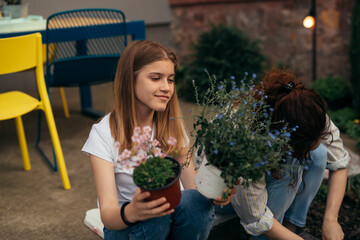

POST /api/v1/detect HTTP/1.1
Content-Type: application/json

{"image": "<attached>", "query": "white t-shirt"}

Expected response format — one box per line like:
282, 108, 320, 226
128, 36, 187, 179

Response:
82, 114, 139, 206
82, 114, 188, 207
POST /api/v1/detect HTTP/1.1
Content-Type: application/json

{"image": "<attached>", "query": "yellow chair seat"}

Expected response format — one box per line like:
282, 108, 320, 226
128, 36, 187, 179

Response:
0, 91, 39, 120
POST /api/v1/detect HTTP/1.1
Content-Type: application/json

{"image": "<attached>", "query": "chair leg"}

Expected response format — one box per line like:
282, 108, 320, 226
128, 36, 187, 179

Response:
43, 109, 71, 190
14, 116, 31, 171
59, 87, 70, 118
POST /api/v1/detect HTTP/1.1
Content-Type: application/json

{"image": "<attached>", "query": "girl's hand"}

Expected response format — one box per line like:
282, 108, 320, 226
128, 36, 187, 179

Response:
212, 187, 236, 206
124, 188, 174, 223
322, 220, 344, 240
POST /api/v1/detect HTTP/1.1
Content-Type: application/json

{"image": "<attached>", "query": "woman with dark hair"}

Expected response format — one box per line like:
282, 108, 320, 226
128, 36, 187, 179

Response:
223, 69, 349, 240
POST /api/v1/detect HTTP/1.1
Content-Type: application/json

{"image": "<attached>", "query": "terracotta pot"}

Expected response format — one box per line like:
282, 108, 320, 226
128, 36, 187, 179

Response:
139, 157, 182, 209
194, 156, 227, 199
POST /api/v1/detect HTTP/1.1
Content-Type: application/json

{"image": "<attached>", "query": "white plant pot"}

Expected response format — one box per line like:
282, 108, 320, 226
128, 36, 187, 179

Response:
194, 156, 227, 199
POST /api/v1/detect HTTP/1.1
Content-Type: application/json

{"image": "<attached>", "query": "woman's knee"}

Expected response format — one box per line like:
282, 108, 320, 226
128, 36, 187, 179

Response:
309, 143, 327, 172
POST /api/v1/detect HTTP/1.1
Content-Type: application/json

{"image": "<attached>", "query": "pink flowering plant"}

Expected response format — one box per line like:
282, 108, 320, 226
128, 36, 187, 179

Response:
115, 126, 180, 189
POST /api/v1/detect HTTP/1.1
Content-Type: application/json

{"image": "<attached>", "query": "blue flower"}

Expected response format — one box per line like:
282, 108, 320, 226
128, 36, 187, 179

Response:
214, 149, 219, 155
261, 161, 267, 165
252, 73, 257, 79
218, 85, 224, 90
267, 140, 272, 147
254, 163, 260, 168
282, 132, 291, 138
268, 132, 276, 139
244, 100, 248, 104
230, 76, 236, 80
263, 156, 268, 160
229, 141, 234, 146
217, 114, 223, 119
210, 140, 214, 144
204, 68, 207, 72
238, 112, 242, 116
304, 165, 309, 170
245, 72, 248, 76
253, 102, 257, 107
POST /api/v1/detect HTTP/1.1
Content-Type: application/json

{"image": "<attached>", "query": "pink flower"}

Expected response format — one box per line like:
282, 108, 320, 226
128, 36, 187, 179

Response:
143, 126, 152, 133
153, 147, 162, 157
139, 134, 150, 143
131, 134, 140, 143
140, 142, 148, 151
121, 149, 132, 159
167, 136, 177, 145
133, 127, 141, 135
136, 152, 146, 161
114, 142, 121, 149
152, 139, 160, 147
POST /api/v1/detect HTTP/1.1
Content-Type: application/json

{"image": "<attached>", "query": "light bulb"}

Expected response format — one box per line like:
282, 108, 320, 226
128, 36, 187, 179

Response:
303, 16, 315, 28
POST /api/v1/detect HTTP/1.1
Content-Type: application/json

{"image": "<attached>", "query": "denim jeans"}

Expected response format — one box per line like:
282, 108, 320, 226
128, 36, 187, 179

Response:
216, 144, 327, 240
103, 189, 215, 240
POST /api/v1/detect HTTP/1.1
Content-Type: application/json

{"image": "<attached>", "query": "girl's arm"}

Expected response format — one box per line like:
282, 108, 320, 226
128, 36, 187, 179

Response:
177, 150, 197, 189
90, 154, 173, 230
321, 168, 347, 240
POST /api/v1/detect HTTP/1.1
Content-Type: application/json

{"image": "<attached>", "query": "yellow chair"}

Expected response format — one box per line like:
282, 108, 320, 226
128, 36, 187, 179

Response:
0, 33, 71, 190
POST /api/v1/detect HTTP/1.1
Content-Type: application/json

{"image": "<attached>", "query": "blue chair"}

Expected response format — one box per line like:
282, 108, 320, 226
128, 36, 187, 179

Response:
37, 8, 127, 171
45, 8, 127, 118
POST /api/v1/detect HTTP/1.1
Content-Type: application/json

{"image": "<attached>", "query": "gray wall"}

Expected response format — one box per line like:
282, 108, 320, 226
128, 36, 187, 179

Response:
26, 0, 172, 25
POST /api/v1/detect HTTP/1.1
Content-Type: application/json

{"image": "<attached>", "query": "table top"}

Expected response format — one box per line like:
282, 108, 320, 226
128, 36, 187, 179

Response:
0, 15, 146, 41
0, 15, 46, 34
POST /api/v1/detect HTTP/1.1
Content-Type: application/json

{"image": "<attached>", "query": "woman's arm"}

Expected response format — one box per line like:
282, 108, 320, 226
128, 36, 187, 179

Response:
264, 218, 304, 240
321, 168, 347, 240
90, 154, 174, 230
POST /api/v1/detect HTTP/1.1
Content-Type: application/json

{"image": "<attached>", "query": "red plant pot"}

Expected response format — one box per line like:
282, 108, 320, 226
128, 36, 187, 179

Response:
140, 157, 182, 210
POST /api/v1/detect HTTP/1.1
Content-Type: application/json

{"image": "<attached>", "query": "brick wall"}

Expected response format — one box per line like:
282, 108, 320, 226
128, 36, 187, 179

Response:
168, 0, 354, 86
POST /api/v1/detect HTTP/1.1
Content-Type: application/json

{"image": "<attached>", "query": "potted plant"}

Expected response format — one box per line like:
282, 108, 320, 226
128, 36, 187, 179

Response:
3, 0, 29, 19
115, 126, 182, 209
189, 71, 293, 199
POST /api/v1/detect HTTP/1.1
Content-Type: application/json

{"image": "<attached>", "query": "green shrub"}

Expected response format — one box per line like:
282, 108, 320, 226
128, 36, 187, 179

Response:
311, 76, 351, 110
347, 174, 360, 205
177, 24, 266, 102
344, 120, 360, 148
328, 107, 358, 132
313, 184, 328, 203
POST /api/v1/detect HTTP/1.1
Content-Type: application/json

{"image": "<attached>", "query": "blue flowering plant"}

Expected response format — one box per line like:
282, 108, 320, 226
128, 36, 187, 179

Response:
189, 71, 294, 188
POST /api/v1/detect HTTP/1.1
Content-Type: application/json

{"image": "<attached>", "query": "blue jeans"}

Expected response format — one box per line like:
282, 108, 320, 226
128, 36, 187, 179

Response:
104, 189, 215, 240
216, 144, 327, 240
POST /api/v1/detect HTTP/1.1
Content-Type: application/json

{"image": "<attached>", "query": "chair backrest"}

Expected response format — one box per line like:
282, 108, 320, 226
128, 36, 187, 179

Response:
0, 33, 47, 99
45, 8, 127, 87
